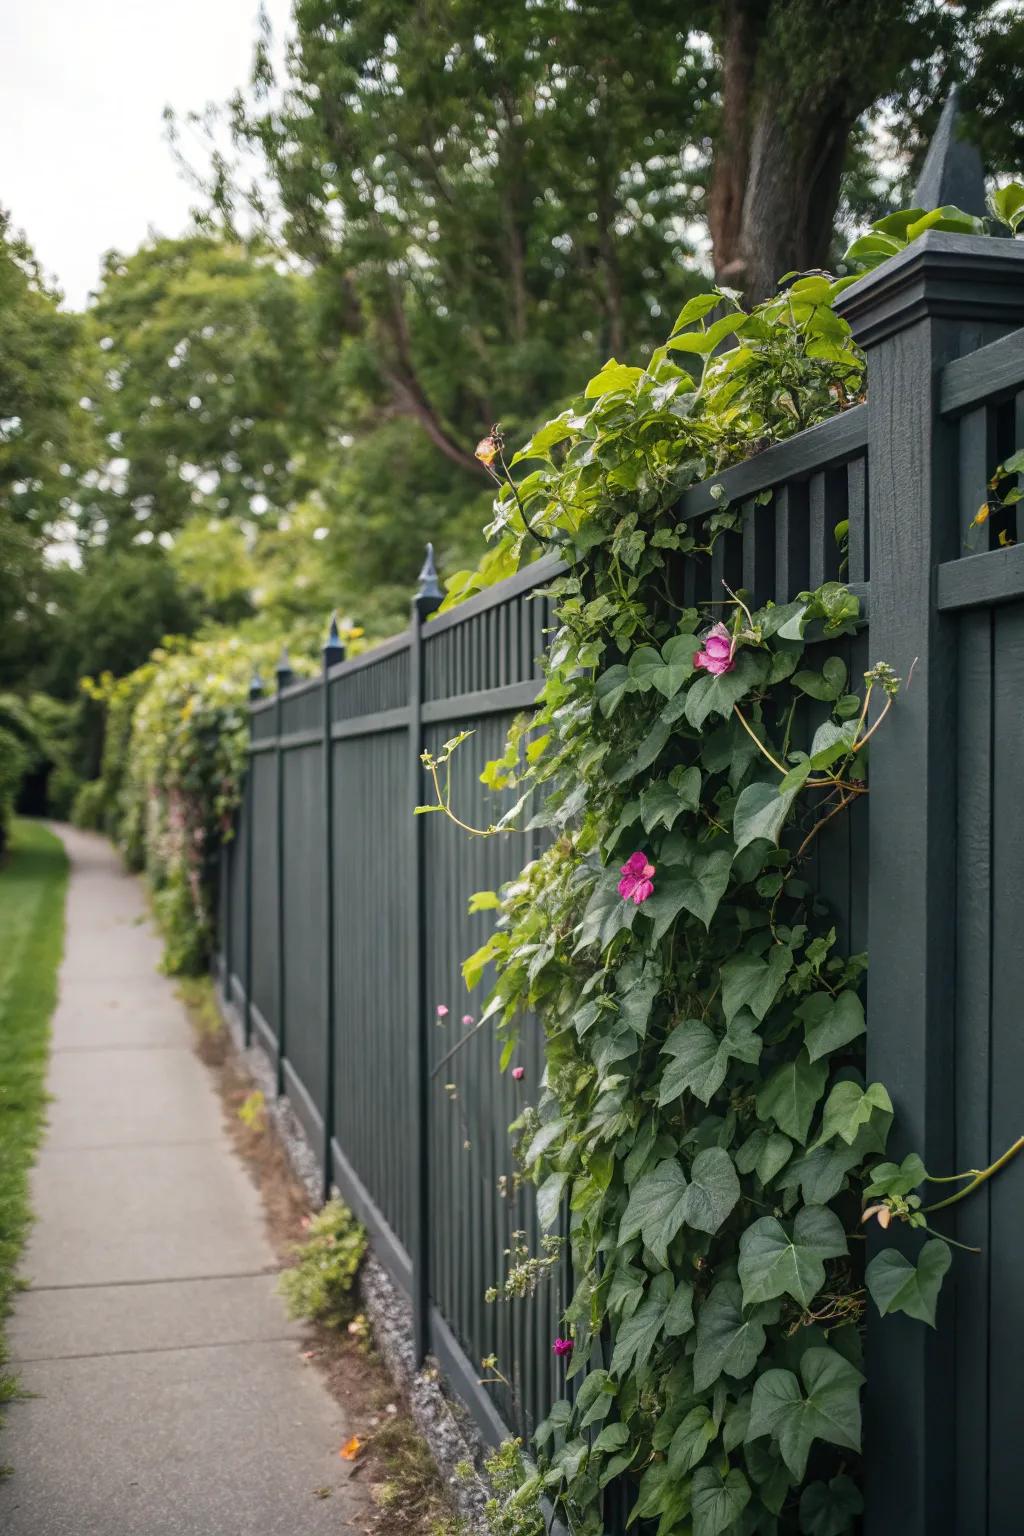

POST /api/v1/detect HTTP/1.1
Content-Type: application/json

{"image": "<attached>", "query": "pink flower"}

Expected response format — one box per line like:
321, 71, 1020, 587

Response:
462, 1014, 474, 1026
552, 1337, 574, 1358
436, 1004, 449, 1019
511, 1066, 525, 1081
618, 851, 656, 905
693, 622, 736, 676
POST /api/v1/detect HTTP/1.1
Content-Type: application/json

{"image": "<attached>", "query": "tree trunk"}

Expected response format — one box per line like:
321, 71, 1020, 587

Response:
709, 2, 860, 305
707, 0, 762, 287
731, 99, 853, 303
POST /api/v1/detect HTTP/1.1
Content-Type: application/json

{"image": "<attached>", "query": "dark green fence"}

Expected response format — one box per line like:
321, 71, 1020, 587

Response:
215, 228, 1024, 1533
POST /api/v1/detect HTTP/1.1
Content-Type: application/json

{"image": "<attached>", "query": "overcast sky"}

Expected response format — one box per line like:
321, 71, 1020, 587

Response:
0, 0, 292, 308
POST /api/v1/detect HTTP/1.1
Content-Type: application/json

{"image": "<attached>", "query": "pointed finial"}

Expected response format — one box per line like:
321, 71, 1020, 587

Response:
413, 541, 443, 620
275, 646, 294, 692
248, 668, 265, 702
322, 611, 345, 671
914, 84, 986, 218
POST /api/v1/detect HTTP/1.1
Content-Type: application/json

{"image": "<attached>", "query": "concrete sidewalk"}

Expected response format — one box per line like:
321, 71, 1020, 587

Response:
1, 826, 367, 1535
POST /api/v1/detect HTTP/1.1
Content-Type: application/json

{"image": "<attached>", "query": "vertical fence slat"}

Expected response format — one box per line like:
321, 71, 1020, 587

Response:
740, 496, 774, 603
954, 607, 992, 1534
321, 639, 341, 1202
773, 482, 809, 600
986, 602, 1024, 1533
275, 693, 287, 1091
243, 731, 256, 1047
846, 456, 868, 584
958, 404, 996, 547
409, 552, 442, 1363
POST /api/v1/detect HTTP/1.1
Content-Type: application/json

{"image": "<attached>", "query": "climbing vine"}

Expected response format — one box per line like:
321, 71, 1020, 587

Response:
434, 192, 1024, 1536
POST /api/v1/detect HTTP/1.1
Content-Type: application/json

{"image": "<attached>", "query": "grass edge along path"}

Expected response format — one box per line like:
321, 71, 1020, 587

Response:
0, 819, 68, 1446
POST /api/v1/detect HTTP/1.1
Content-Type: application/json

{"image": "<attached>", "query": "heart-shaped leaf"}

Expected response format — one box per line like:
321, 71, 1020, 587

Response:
733, 781, 797, 852
747, 1346, 863, 1481
865, 1239, 951, 1327
738, 1205, 848, 1308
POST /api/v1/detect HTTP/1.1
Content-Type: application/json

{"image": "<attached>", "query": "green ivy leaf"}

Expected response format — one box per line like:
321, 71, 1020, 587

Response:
746, 1346, 863, 1481
574, 873, 636, 953
536, 1171, 568, 1231
738, 1205, 848, 1308
693, 1279, 768, 1391
815, 1080, 893, 1148
735, 1127, 793, 1185
652, 634, 699, 698
628, 646, 663, 692
640, 774, 697, 834
799, 1474, 864, 1536
691, 1465, 751, 1536
629, 1460, 688, 1525
595, 665, 632, 718
667, 1405, 716, 1476
672, 291, 725, 330
684, 652, 766, 729
792, 656, 847, 701
619, 1160, 688, 1264
722, 945, 793, 1024
865, 1239, 952, 1328
574, 1369, 614, 1427
609, 1272, 675, 1374
611, 719, 671, 781
585, 358, 646, 397
862, 1152, 927, 1199
798, 990, 865, 1063
781, 1136, 868, 1205
756, 1050, 827, 1143
660, 1012, 762, 1106
617, 963, 660, 1037
644, 845, 733, 935
732, 779, 798, 852
664, 1278, 695, 1336
682, 1147, 741, 1234
591, 1421, 630, 1455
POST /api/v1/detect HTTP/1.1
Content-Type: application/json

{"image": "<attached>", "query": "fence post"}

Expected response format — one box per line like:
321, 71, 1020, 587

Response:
220, 839, 232, 1004
274, 647, 293, 1096
836, 232, 1024, 1536
321, 616, 345, 1204
243, 668, 263, 1047
409, 544, 442, 1364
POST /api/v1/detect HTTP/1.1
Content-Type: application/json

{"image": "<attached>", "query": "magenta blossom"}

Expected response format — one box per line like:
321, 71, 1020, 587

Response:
436, 1004, 449, 1019
462, 1014, 474, 1026
552, 1337, 574, 1358
511, 1066, 525, 1081
693, 622, 736, 677
618, 851, 655, 905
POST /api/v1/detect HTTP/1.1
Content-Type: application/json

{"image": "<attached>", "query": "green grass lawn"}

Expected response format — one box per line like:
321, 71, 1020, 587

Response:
0, 819, 67, 1423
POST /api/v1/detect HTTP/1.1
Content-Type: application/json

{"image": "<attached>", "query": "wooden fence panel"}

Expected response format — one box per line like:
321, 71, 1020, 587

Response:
212, 235, 1024, 1536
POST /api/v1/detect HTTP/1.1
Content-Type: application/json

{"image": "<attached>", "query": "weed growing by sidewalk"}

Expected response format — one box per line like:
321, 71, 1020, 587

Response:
0, 821, 68, 1447
279, 1201, 366, 1329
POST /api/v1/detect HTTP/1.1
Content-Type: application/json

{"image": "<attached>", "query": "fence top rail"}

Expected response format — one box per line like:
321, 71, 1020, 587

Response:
675, 405, 868, 520
324, 627, 411, 685
248, 402, 876, 719
940, 325, 1024, 418
423, 551, 566, 637
419, 410, 871, 643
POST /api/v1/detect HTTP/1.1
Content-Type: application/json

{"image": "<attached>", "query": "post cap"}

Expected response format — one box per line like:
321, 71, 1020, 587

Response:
913, 85, 986, 218
413, 541, 443, 619
248, 668, 265, 702
835, 229, 1024, 348
322, 611, 346, 670
275, 646, 294, 691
